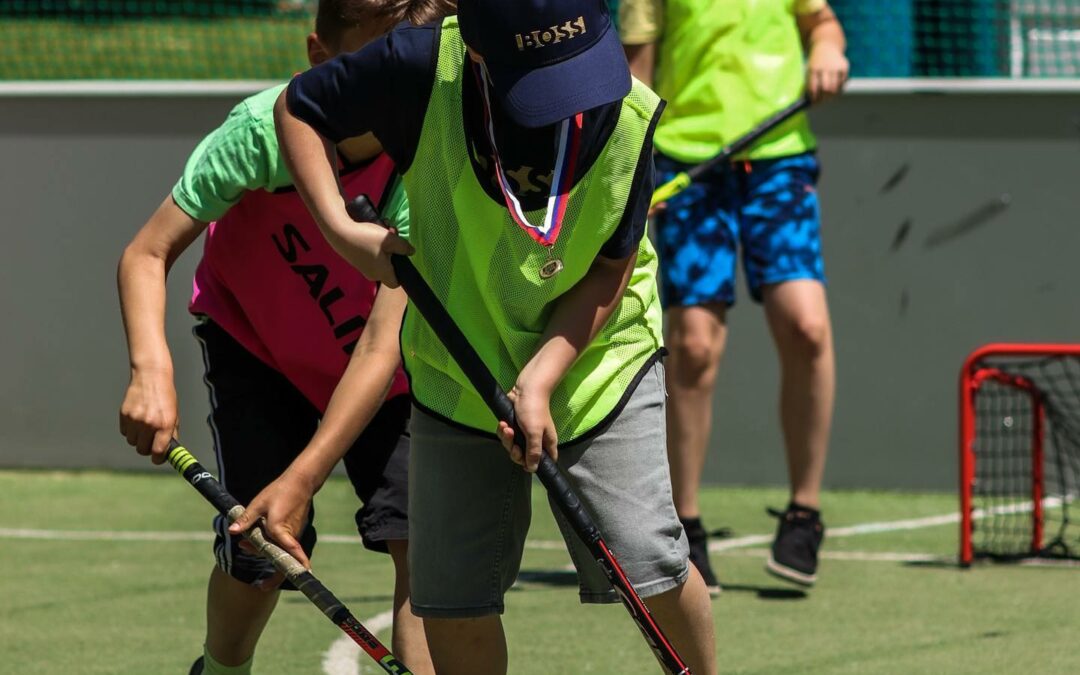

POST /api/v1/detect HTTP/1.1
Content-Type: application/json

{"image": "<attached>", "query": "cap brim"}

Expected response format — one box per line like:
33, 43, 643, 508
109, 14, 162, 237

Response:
486, 24, 631, 128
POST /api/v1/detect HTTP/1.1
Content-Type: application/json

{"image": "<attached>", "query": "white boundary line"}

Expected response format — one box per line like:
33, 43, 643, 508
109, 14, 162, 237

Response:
322, 609, 394, 675
1, 497, 1065, 548
9, 501, 1066, 674
710, 496, 1069, 553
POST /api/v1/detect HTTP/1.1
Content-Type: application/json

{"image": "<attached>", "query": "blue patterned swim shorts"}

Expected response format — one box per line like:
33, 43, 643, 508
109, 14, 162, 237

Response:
654, 151, 826, 308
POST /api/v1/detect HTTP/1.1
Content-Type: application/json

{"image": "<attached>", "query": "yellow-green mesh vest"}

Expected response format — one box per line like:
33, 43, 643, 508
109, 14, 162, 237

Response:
655, 0, 816, 163
400, 17, 663, 441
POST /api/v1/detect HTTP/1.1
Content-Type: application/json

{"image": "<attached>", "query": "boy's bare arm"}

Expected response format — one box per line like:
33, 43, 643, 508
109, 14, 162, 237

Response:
228, 284, 408, 566
499, 251, 638, 472
798, 3, 849, 102
117, 196, 207, 462
619, 0, 662, 87
273, 90, 413, 285
624, 43, 656, 88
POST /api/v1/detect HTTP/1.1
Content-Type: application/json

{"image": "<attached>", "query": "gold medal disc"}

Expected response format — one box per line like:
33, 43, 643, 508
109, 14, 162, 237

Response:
539, 258, 564, 279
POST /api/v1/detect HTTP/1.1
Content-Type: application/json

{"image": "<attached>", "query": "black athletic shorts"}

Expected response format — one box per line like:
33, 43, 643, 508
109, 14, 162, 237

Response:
192, 319, 410, 589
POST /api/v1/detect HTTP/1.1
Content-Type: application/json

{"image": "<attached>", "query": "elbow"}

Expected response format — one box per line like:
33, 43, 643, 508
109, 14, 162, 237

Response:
117, 236, 168, 291
116, 240, 140, 289
273, 87, 290, 127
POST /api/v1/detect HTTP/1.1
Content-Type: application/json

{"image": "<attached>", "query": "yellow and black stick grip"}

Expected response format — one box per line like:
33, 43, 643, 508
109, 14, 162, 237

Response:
650, 93, 812, 208
165, 440, 413, 675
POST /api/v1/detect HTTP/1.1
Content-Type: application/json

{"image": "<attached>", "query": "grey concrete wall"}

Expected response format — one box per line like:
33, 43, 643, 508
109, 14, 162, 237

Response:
1, 90, 1078, 489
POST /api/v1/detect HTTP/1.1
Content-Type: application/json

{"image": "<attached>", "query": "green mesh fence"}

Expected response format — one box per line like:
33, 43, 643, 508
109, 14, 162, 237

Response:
0, 1, 314, 79
3, 1, 1080, 80
833, 0, 1080, 77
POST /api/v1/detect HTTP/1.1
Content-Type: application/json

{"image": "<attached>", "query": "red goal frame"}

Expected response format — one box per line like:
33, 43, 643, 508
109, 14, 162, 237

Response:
959, 343, 1080, 567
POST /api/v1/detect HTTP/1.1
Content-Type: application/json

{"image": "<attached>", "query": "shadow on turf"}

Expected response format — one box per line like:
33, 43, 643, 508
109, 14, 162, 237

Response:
514, 570, 807, 601
901, 559, 961, 570
719, 584, 807, 600
513, 569, 579, 588
283, 593, 395, 604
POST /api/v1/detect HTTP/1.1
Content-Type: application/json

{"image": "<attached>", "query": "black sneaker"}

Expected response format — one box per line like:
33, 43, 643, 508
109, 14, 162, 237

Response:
765, 503, 825, 587
681, 517, 722, 596
188, 656, 204, 675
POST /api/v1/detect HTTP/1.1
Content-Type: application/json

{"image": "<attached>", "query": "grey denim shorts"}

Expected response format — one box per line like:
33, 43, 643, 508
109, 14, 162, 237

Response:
407, 361, 690, 618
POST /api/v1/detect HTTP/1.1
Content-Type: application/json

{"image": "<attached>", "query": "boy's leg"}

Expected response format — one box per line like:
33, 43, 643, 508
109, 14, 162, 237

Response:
741, 153, 832, 585
406, 406, 532, 675
654, 153, 738, 593
386, 541, 434, 673
204, 567, 279, 668
646, 566, 717, 673
553, 362, 717, 674
193, 320, 321, 669
761, 280, 834, 510
665, 303, 728, 519
342, 396, 433, 673
422, 617, 508, 675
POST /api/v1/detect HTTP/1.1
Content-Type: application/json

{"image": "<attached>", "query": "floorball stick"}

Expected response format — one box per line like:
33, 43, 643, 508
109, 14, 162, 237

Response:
335, 189, 693, 674
651, 94, 812, 208
164, 440, 413, 675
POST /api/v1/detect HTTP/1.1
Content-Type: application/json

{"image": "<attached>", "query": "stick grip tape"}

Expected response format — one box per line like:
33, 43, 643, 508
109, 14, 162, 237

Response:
164, 440, 412, 674
346, 194, 386, 226
166, 441, 307, 578
650, 172, 691, 208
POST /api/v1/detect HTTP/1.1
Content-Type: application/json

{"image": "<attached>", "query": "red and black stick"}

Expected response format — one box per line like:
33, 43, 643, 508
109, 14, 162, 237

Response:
388, 257, 690, 674
343, 192, 690, 673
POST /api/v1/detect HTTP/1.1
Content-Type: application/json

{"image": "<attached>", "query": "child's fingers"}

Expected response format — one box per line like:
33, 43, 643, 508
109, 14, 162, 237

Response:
150, 429, 173, 465
497, 422, 513, 451
544, 426, 559, 464
383, 233, 415, 256
270, 528, 310, 569
497, 422, 525, 466
135, 425, 155, 458
229, 507, 261, 535
524, 428, 543, 473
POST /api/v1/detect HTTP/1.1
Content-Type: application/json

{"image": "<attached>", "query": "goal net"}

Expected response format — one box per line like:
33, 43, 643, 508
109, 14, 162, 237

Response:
960, 344, 1080, 565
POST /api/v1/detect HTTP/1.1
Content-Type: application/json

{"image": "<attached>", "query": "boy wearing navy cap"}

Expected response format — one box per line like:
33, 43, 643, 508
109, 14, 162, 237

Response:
254, 0, 717, 671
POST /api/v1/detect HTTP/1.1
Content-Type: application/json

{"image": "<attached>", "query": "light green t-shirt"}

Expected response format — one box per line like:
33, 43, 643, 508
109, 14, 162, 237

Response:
172, 83, 409, 228
621, 0, 823, 163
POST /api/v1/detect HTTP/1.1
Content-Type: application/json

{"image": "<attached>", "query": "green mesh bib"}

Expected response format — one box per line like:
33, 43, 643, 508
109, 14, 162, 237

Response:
655, 0, 816, 163
400, 17, 664, 441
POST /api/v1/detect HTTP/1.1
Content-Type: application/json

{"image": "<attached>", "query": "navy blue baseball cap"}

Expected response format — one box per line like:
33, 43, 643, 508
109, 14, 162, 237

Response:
458, 0, 631, 128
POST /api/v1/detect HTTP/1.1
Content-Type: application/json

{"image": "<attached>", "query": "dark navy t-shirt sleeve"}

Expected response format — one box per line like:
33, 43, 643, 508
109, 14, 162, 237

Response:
285, 22, 440, 173
599, 101, 664, 260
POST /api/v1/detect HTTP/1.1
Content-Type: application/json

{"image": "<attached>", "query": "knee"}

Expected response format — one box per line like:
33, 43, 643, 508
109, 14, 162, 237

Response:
668, 330, 724, 382
779, 315, 831, 360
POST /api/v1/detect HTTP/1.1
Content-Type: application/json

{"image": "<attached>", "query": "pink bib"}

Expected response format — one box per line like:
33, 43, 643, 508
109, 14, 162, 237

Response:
189, 154, 409, 413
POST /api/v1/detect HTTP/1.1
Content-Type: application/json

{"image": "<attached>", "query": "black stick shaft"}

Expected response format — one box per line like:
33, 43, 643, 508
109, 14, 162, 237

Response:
164, 440, 412, 675
390, 256, 690, 675
688, 93, 811, 180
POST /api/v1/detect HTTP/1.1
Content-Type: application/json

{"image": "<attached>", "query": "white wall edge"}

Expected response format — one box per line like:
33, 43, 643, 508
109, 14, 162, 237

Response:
1, 77, 1080, 98
0, 80, 279, 97
845, 78, 1080, 94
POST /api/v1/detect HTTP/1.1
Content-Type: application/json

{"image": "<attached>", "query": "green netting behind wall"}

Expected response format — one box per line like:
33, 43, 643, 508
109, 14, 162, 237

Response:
0, 1, 313, 79
4, 1, 1080, 80
832, 0, 1080, 77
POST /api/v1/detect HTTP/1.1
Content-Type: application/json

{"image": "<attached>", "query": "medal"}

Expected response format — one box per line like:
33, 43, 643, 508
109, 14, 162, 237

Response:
475, 62, 581, 280
539, 256, 564, 279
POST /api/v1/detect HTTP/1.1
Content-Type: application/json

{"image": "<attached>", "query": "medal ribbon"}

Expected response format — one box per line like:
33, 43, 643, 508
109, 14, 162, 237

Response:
475, 62, 582, 247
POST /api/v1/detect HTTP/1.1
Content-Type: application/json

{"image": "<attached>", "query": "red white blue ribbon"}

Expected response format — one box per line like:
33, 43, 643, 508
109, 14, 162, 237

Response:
475, 62, 581, 247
